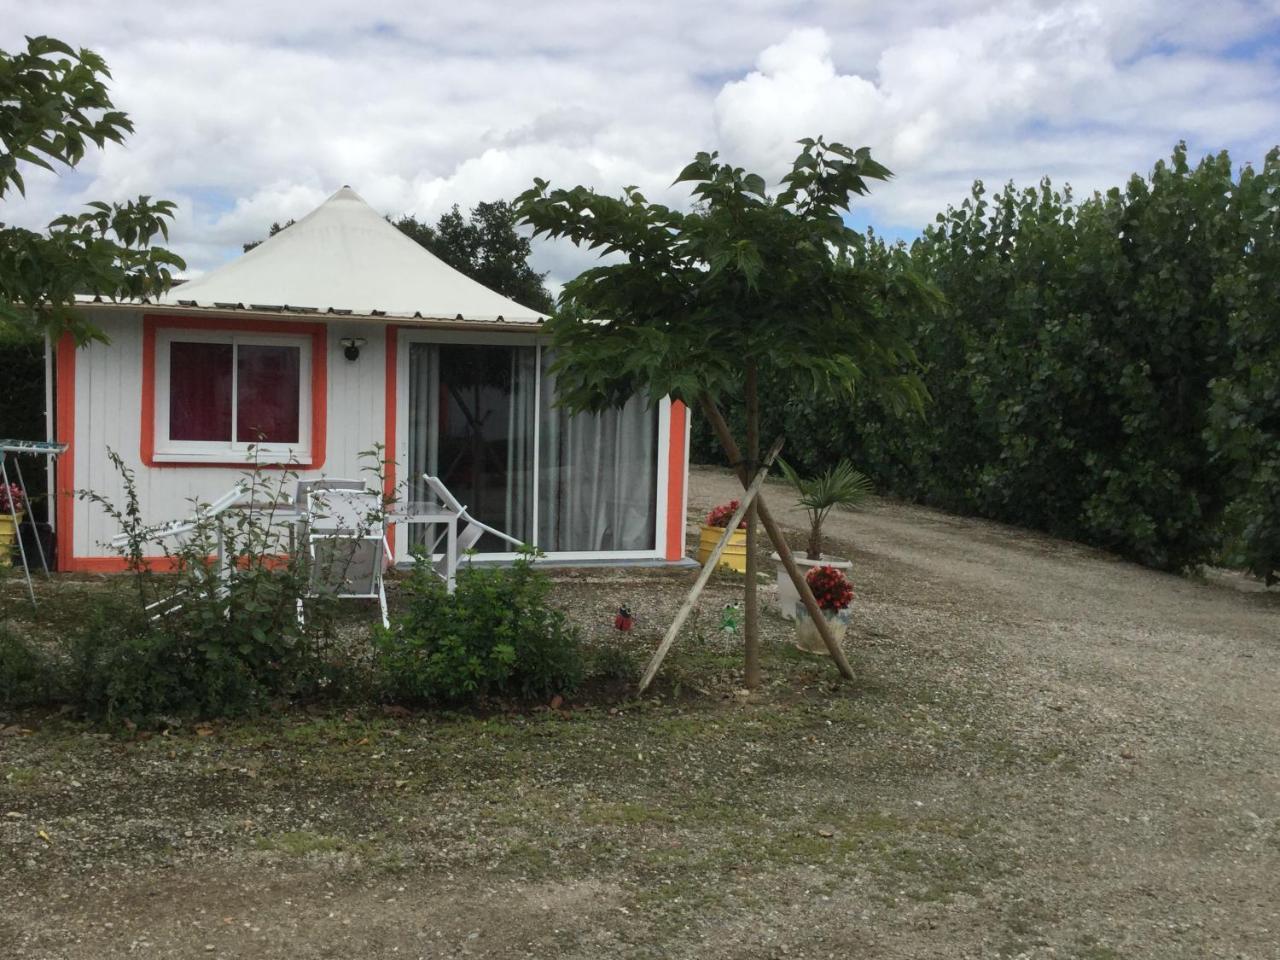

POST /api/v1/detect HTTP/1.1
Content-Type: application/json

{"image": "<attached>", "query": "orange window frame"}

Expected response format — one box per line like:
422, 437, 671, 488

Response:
141, 314, 328, 469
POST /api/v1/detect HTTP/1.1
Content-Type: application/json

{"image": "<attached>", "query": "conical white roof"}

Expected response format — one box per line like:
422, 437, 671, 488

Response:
160, 186, 543, 323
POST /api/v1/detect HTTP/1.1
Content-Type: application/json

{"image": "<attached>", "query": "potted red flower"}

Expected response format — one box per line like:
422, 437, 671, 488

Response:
695, 500, 749, 573
794, 564, 854, 654
772, 458, 871, 619
0, 482, 26, 568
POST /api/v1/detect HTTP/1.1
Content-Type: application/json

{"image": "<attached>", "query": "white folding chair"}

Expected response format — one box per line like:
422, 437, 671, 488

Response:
301, 486, 390, 627
108, 480, 250, 620
291, 478, 378, 560
413, 474, 528, 591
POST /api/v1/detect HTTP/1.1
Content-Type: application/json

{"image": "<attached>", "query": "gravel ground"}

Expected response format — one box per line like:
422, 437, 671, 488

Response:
2, 465, 1277, 959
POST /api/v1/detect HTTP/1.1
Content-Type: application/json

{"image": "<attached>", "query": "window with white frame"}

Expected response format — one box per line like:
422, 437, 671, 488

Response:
155, 330, 312, 461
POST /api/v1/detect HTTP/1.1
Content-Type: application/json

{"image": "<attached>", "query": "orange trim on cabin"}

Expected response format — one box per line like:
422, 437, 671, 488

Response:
383, 326, 398, 546
664, 399, 688, 561
140, 314, 328, 469
62, 555, 182, 574
60, 554, 291, 574
55, 332, 77, 572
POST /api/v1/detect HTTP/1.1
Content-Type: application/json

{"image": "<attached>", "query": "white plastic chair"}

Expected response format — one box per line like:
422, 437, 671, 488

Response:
301, 486, 390, 627
411, 474, 527, 591
108, 480, 250, 620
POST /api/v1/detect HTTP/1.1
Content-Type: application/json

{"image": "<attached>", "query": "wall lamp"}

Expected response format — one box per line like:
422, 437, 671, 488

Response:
340, 337, 367, 362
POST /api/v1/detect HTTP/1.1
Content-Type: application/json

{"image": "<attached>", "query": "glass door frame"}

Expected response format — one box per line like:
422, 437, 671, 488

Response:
394, 328, 671, 563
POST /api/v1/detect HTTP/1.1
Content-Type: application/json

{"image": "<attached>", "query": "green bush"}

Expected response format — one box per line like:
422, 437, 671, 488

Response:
0, 625, 57, 708
61, 450, 379, 723
696, 143, 1280, 579
61, 580, 337, 723
377, 552, 582, 704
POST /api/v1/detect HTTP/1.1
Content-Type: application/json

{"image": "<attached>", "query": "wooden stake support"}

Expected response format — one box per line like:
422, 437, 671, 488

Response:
637, 437, 784, 694
699, 394, 856, 680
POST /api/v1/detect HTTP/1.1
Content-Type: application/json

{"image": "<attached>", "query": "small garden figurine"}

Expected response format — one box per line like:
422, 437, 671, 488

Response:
772, 459, 872, 619
720, 602, 741, 634
614, 604, 635, 632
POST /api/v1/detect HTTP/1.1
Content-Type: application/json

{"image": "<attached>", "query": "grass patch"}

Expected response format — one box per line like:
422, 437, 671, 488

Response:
2, 766, 39, 789
253, 830, 348, 856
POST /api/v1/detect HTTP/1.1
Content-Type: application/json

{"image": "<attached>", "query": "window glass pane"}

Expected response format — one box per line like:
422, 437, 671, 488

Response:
236, 344, 301, 444
169, 341, 232, 441
537, 351, 658, 552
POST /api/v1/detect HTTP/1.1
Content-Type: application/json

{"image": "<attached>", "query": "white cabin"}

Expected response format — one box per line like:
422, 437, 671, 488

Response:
54, 187, 689, 570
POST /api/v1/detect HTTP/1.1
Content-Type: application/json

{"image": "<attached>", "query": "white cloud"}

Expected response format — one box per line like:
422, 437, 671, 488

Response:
2, 1, 1279, 285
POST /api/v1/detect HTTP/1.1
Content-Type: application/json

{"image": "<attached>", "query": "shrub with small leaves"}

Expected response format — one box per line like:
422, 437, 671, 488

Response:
63, 448, 389, 723
0, 625, 57, 709
376, 550, 582, 704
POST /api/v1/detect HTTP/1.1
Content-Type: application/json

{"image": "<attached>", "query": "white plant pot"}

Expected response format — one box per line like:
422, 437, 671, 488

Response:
772, 553, 852, 620
794, 605, 852, 655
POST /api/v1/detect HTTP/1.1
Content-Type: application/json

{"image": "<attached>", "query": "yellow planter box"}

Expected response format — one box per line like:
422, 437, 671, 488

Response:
0, 512, 23, 568
696, 523, 748, 574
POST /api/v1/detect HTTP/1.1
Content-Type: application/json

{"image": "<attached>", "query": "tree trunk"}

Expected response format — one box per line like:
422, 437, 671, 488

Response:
698, 392, 856, 680
743, 362, 760, 689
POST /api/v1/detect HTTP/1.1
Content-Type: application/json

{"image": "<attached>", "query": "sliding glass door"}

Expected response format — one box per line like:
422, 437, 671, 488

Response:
537, 351, 657, 552
405, 338, 661, 557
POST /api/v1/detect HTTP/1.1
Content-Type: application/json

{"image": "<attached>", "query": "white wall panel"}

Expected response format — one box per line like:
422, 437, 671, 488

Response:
70, 310, 387, 560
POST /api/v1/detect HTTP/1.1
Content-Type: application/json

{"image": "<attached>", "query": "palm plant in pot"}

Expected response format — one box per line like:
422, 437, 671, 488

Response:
773, 458, 872, 619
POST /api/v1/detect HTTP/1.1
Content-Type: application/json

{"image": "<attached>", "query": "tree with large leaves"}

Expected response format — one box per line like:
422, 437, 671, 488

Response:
0, 35, 184, 343
517, 138, 936, 686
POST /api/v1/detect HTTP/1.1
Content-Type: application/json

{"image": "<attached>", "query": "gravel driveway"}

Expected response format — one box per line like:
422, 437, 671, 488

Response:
2, 466, 1277, 959
690, 465, 1280, 958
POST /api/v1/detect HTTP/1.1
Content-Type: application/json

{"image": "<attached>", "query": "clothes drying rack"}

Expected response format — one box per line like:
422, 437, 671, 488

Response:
1, 439, 69, 607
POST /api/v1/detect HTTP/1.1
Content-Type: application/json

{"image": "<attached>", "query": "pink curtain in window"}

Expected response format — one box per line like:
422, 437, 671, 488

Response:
236, 344, 301, 443
169, 342, 232, 441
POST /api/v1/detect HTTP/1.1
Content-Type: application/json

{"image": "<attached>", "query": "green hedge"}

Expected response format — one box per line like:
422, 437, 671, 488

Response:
694, 144, 1279, 581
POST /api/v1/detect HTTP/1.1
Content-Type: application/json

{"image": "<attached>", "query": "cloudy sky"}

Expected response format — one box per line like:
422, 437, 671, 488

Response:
5, 1, 1280, 285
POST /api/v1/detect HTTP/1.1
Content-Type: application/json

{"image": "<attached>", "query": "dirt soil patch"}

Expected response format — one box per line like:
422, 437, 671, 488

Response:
2, 465, 1277, 959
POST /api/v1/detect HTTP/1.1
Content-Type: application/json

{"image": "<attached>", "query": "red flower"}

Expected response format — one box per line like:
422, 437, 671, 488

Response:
706, 500, 747, 529
805, 565, 854, 613
0, 483, 24, 515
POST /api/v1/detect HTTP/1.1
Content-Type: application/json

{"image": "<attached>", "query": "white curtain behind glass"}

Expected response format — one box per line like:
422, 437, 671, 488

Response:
505, 347, 537, 542
407, 343, 440, 553
409, 342, 536, 551
537, 352, 658, 552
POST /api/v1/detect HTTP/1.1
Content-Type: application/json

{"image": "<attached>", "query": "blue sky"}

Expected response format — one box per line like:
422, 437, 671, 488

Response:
3, 0, 1279, 285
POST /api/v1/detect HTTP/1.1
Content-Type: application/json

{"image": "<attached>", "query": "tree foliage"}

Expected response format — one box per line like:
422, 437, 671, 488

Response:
241, 219, 295, 252
393, 200, 553, 313
517, 138, 935, 686
1205, 147, 1280, 583
695, 144, 1279, 582
0, 35, 184, 342
515, 138, 935, 414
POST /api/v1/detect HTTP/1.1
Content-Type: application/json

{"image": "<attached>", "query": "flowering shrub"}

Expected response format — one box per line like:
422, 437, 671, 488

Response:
805, 564, 854, 612
0, 483, 25, 514
705, 500, 746, 529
